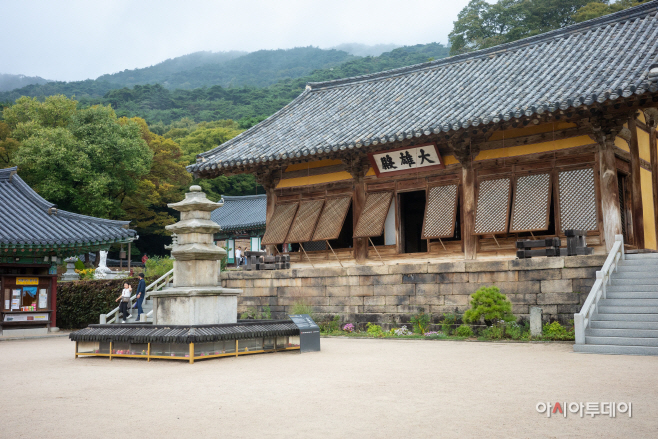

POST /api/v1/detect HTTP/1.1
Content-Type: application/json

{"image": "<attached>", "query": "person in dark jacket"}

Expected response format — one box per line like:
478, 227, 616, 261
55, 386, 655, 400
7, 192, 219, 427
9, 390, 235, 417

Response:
134, 273, 146, 321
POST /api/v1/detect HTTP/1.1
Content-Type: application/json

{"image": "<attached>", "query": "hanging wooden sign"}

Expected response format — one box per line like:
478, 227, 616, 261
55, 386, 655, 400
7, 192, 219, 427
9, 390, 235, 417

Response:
368, 143, 444, 177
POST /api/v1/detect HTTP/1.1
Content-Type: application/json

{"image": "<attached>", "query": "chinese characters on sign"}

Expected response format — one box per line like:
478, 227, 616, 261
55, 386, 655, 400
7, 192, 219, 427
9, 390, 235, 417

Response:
536, 402, 631, 418
369, 144, 443, 177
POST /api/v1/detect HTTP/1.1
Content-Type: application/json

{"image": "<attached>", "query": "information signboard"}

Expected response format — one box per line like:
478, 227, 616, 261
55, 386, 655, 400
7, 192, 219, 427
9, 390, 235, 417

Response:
289, 314, 321, 353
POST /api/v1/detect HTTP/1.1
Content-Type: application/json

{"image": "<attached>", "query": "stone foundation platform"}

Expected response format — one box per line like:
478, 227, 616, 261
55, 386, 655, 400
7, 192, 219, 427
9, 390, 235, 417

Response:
222, 256, 606, 327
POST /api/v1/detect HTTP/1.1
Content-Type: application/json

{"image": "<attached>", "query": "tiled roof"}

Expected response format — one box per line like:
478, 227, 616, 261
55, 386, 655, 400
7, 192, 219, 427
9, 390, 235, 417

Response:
0, 167, 135, 247
210, 194, 267, 232
190, 2, 658, 175
69, 321, 300, 343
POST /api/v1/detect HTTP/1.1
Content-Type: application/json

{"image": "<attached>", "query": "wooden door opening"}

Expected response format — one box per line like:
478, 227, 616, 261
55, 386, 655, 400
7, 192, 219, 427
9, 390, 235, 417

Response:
399, 190, 427, 253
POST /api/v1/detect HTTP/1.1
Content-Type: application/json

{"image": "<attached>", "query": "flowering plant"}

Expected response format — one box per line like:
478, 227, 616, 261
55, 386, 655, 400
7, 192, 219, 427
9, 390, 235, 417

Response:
393, 326, 412, 336
343, 323, 355, 333
424, 331, 446, 339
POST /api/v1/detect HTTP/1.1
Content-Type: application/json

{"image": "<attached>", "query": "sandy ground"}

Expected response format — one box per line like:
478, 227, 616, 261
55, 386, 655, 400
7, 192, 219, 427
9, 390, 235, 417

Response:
0, 337, 656, 439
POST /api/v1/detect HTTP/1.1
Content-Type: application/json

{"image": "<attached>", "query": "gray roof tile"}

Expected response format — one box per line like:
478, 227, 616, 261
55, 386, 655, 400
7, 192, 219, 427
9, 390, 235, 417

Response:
0, 167, 136, 247
190, 2, 658, 174
210, 194, 267, 233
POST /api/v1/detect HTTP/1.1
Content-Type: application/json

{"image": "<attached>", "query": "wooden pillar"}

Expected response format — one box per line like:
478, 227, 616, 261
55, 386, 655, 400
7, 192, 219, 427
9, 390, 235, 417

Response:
645, 109, 658, 247
342, 154, 370, 265
461, 164, 477, 260
255, 168, 282, 256
596, 130, 623, 252
265, 186, 277, 256
353, 178, 367, 264
627, 118, 645, 248
50, 275, 57, 329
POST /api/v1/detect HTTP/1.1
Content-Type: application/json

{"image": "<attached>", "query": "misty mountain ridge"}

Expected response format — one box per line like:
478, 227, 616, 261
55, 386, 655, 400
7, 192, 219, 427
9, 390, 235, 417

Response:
330, 43, 400, 57
0, 73, 51, 92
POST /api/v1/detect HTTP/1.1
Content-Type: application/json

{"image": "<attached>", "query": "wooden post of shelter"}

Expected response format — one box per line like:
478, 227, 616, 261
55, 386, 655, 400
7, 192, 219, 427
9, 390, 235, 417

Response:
620, 119, 644, 248
256, 167, 283, 256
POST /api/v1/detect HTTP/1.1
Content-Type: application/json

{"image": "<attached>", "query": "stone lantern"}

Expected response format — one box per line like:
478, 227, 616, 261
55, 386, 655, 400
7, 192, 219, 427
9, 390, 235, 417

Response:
150, 185, 241, 325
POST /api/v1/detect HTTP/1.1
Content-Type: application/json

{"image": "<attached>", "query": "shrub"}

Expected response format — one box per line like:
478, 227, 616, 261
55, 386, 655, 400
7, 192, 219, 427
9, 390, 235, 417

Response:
410, 312, 432, 334
442, 312, 458, 335
329, 315, 340, 332
144, 256, 174, 278
463, 286, 515, 324
455, 324, 474, 337
56, 276, 152, 329
76, 268, 96, 280
366, 322, 385, 337
343, 323, 355, 333
481, 323, 506, 340
542, 322, 574, 340
291, 300, 314, 317
393, 325, 412, 336
74, 259, 85, 271
240, 305, 273, 320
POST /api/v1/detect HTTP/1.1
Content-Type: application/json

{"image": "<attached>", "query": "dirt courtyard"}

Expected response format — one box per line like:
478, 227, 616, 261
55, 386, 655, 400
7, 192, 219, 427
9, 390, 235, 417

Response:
0, 337, 655, 439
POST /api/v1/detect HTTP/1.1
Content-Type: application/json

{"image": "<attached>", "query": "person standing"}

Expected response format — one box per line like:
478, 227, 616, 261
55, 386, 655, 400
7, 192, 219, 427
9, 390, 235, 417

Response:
115, 282, 132, 323
134, 273, 146, 322
236, 246, 242, 267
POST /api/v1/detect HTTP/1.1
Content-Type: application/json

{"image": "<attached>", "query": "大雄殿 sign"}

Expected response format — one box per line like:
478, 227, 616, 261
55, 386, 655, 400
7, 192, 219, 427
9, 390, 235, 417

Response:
368, 144, 444, 177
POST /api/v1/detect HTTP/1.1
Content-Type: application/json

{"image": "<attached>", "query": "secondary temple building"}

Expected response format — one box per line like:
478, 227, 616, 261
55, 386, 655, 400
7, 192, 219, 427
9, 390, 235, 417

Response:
188, 4, 658, 324
0, 167, 136, 335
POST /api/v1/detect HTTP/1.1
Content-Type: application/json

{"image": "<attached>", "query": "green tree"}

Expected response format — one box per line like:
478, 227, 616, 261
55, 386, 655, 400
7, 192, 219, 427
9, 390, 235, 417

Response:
0, 122, 19, 167
119, 117, 192, 234
177, 120, 243, 164
449, 0, 599, 55
573, 0, 645, 22
4, 95, 152, 218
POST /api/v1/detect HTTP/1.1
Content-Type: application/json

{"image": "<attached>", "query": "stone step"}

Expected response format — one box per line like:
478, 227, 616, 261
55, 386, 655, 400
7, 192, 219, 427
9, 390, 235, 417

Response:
612, 270, 658, 278
607, 292, 658, 299
573, 344, 658, 355
590, 320, 658, 330
586, 328, 658, 338
617, 260, 658, 267
611, 278, 658, 285
607, 284, 658, 292
584, 336, 658, 346
599, 298, 658, 306
625, 253, 658, 260
598, 306, 658, 314
594, 313, 658, 321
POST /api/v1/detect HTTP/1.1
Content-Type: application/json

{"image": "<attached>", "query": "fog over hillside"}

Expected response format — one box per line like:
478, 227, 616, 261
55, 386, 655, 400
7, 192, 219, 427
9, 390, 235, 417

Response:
330, 43, 400, 57
0, 73, 51, 92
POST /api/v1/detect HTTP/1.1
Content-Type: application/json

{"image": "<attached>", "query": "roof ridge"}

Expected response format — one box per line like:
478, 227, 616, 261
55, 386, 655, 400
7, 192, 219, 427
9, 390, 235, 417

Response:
221, 194, 267, 200
306, 0, 658, 91
0, 166, 18, 180
8, 170, 133, 228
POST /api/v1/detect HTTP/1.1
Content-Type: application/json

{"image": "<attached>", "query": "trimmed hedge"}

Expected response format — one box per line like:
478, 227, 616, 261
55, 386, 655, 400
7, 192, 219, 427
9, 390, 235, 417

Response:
56, 276, 154, 329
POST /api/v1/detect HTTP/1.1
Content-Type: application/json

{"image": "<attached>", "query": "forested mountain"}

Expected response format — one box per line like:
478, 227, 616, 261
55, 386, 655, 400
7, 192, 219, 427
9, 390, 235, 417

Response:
330, 43, 400, 57
95, 43, 450, 125
0, 73, 50, 92
0, 42, 450, 126
0, 47, 354, 101
97, 50, 246, 87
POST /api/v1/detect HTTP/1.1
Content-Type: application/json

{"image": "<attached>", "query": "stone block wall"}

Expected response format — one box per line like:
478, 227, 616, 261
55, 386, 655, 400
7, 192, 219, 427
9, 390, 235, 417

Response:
221, 255, 606, 328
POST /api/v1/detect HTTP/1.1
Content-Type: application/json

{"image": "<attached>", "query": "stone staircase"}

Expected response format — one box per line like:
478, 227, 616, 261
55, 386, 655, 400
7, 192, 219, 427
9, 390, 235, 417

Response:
574, 253, 658, 355
123, 298, 154, 323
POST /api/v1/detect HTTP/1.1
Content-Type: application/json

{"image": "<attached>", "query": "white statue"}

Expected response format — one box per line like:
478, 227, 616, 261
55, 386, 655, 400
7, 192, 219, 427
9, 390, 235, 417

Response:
95, 251, 113, 279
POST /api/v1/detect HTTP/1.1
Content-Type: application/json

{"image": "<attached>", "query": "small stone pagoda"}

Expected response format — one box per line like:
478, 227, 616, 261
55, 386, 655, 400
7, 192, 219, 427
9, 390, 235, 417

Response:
150, 185, 241, 325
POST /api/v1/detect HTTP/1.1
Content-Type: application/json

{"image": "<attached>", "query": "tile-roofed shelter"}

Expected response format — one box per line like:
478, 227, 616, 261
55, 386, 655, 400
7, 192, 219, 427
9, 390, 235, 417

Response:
210, 194, 267, 234
1, 166, 137, 334
0, 167, 135, 253
209, 194, 267, 265
191, 2, 658, 268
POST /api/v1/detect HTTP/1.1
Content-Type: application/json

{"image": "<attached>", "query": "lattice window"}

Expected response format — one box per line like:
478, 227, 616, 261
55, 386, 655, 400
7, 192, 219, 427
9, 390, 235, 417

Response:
261, 202, 299, 245
558, 168, 597, 232
422, 184, 458, 239
312, 196, 352, 241
509, 173, 552, 232
353, 192, 394, 238
286, 199, 325, 243
474, 178, 511, 235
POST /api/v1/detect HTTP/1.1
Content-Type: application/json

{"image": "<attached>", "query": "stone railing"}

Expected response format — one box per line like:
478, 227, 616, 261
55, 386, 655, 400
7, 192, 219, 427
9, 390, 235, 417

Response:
574, 235, 624, 344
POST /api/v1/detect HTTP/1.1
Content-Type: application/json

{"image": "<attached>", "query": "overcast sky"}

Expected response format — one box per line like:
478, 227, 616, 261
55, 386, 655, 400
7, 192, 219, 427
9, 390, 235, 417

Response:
2, 0, 471, 81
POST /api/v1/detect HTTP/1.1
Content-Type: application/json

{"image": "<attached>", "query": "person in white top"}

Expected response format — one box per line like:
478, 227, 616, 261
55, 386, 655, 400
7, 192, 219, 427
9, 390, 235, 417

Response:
236, 247, 242, 266
115, 282, 132, 323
